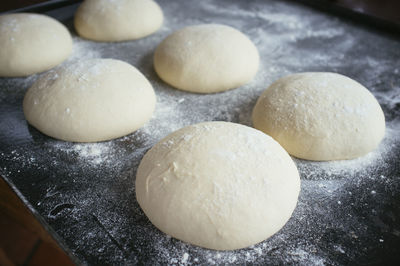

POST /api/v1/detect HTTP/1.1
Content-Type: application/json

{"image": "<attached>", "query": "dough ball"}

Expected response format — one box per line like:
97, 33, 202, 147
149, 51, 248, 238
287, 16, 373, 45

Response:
23, 58, 156, 142
136, 121, 300, 250
154, 24, 259, 93
0, 13, 72, 77
74, 0, 163, 42
252, 72, 385, 161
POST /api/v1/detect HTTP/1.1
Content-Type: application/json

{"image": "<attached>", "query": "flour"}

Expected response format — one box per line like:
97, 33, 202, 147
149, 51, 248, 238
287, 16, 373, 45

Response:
55, 142, 112, 165
293, 127, 397, 181
65, 37, 101, 63
0, 0, 400, 265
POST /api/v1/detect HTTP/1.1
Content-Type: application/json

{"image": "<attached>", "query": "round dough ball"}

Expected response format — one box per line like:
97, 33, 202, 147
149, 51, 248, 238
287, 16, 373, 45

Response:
23, 58, 156, 142
154, 24, 260, 93
0, 13, 72, 77
252, 72, 385, 161
74, 0, 163, 42
136, 121, 300, 250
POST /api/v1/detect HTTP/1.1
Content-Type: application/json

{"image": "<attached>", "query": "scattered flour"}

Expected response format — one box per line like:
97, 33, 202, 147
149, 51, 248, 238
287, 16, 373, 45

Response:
0, 0, 399, 265
53, 142, 113, 165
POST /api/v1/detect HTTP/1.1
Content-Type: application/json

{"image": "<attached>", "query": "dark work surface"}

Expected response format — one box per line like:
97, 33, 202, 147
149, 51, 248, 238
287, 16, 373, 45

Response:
293, 0, 400, 35
1, 0, 400, 264
326, 0, 400, 25
0, 0, 81, 13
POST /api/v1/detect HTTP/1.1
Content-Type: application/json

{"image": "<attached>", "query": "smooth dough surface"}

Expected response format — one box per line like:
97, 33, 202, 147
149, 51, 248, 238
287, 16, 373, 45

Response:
0, 13, 72, 77
136, 121, 300, 250
252, 72, 385, 161
23, 58, 156, 142
154, 24, 259, 93
74, 0, 163, 42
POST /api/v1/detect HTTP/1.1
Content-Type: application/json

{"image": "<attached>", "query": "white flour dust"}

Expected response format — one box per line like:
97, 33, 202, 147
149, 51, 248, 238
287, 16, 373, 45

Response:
1, 0, 400, 265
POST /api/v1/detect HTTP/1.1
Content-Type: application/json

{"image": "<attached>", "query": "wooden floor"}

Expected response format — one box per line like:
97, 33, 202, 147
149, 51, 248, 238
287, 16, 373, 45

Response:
0, 177, 75, 266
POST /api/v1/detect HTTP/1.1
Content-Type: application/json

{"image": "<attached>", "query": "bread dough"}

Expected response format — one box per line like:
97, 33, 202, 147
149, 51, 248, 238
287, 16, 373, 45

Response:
23, 58, 156, 142
0, 13, 72, 77
136, 121, 300, 250
252, 72, 385, 161
74, 0, 163, 42
154, 24, 259, 93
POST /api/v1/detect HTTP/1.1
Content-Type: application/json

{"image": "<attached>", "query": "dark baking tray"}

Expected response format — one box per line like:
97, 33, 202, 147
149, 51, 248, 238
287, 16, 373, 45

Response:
1, 0, 400, 264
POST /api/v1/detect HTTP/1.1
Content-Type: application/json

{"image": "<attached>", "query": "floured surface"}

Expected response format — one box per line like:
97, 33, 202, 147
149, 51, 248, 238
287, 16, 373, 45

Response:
0, 0, 400, 264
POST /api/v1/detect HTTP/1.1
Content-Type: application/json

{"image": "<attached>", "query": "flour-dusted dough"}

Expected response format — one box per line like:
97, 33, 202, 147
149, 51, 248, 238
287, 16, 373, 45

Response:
252, 72, 385, 161
136, 121, 300, 250
74, 0, 163, 42
23, 58, 156, 142
154, 24, 260, 93
0, 13, 72, 77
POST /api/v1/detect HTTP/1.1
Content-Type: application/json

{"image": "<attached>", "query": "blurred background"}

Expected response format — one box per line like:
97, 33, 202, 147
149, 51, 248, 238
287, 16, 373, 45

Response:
1, 0, 399, 28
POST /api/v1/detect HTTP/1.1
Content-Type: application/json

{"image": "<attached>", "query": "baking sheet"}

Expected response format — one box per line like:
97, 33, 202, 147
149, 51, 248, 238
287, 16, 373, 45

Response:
1, 0, 400, 264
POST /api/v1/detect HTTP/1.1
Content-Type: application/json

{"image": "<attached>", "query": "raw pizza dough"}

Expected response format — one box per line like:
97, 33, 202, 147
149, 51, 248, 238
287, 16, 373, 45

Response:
252, 72, 385, 161
23, 58, 156, 142
154, 24, 259, 93
0, 13, 72, 77
136, 121, 300, 250
74, 0, 163, 42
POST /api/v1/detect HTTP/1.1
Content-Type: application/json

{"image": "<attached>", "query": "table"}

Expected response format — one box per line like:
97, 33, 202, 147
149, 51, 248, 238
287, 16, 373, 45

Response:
1, 0, 400, 264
